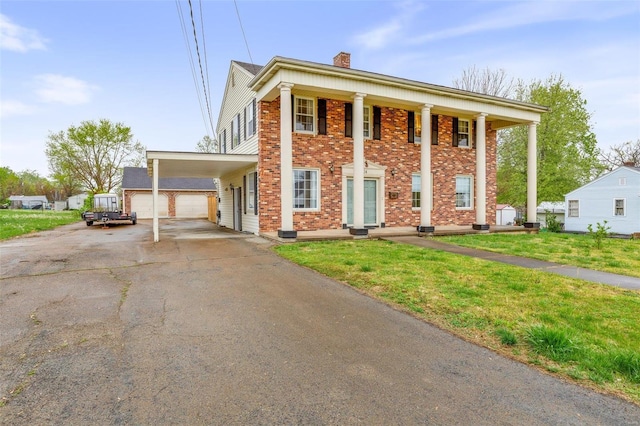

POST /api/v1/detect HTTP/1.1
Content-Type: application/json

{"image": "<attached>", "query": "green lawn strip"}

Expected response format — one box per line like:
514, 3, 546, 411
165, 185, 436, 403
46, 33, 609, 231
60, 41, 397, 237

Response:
0, 210, 81, 240
438, 232, 640, 278
275, 239, 640, 404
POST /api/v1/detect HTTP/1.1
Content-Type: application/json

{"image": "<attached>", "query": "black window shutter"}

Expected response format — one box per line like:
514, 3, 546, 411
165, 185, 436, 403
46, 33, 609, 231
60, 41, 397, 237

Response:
408, 111, 415, 143
243, 109, 247, 141
223, 129, 227, 153
373, 106, 381, 140
252, 98, 257, 134
452, 117, 459, 147
431, 114, 438, 145
345, 103, 353, 137
472, 120, 477, 148
318, 99, 327, 135
243, 175, 247, 214
253, 172, 258, 215
291, 95, 295, 131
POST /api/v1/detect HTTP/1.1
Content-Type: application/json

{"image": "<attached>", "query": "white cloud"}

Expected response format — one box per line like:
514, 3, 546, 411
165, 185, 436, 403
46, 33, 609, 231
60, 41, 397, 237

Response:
34, 74, 99, 105
0, 100, 36, 118
0, 14, 48, 52
351, 0, 425, 50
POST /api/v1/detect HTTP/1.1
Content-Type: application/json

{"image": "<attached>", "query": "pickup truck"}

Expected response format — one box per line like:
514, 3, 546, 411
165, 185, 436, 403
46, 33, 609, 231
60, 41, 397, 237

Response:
83, 193, 137, 226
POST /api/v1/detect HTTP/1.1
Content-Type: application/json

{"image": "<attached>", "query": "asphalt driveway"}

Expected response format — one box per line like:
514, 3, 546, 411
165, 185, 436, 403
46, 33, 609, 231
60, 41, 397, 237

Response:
1, 220, 638, 424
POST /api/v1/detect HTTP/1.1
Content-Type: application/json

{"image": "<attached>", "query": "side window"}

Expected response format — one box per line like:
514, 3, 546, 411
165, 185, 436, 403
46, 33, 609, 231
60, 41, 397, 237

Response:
412, 174, 421, 208
231, 114, 240, 148
363, 106, 371, 139
245, 99, 256, 138
568, 200, 579, 217
614, 199, 625, 216
247, 172, 257, 213
455, 175, 473, 209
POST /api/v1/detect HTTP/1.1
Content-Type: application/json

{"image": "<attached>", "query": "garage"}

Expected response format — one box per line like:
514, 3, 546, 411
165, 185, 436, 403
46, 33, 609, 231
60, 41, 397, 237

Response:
131, 193, 168, 219
175, 194, 208, 218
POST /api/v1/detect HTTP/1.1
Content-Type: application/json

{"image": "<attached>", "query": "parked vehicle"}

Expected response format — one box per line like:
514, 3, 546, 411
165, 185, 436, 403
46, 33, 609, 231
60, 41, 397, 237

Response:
82, 193, 137, 226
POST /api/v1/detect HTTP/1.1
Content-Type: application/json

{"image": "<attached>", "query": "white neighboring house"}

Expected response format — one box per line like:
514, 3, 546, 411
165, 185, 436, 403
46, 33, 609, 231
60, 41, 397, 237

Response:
536, 201, 565, 228
564, 164, 640, 235
496, 204, 517, 225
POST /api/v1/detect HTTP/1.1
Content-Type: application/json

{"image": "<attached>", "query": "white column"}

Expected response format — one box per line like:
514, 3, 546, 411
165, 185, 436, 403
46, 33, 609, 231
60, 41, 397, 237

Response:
278, 83, 295, 237
152, 158, 159, 242
420, 105, 433, 230
475, 113, 488, 227
527, 122, 538, 225
352, 93, 366, 232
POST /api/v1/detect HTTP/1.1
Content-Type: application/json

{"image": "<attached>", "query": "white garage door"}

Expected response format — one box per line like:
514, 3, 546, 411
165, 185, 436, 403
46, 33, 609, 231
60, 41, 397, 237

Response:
175, 194, 208, 218
131, 193, 168, 219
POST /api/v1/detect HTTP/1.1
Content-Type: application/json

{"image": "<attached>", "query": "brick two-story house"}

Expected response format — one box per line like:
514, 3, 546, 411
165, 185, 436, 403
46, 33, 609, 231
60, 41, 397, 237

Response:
146, 53, 546, 241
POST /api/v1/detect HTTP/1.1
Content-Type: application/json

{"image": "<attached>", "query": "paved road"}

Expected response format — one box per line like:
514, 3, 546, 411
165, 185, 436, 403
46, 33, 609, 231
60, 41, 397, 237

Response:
1, 220, 638, 424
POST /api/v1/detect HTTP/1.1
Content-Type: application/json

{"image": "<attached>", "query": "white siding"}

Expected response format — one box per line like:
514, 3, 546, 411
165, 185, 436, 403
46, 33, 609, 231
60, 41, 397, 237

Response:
564, 167, 640, 235
218, 166, 259, 234
217, 62, 259, 155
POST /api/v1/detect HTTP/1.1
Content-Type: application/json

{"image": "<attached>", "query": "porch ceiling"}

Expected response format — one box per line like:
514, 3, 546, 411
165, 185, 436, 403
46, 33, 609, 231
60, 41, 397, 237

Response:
146, 151, 257, 178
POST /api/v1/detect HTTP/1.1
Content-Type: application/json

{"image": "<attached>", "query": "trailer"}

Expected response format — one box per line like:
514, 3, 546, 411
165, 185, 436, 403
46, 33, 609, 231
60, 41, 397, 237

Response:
83, 193, 137, 226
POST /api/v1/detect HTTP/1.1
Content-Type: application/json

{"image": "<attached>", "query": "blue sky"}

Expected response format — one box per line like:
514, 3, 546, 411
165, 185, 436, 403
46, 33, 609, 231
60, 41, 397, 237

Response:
1, 0, 639, 177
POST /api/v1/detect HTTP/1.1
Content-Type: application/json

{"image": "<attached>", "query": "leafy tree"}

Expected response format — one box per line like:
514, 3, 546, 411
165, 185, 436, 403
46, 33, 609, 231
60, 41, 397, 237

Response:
0, 166, 21, 203
45, 119, 145, 194
599, 139, 640, 171
497, 75, 603, 207
453, 65, 517, 98
195, 135, 218, 153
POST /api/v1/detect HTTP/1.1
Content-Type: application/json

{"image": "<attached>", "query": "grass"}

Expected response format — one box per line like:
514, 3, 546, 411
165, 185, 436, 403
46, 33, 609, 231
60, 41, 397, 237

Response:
0, 210, 80, 240
438, 232, 640, 278
274, 239, 640, 404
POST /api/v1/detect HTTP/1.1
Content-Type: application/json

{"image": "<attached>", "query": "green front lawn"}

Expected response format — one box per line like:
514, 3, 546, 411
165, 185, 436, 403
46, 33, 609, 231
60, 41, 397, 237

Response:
0, 210, 81, 240
275, 239, 640, 404
437, 232, 640, 278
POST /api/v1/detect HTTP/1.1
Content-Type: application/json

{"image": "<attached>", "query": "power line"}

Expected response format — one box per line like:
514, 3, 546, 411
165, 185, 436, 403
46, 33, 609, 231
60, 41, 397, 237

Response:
187, 0, 215, 136
233, 0, 254, 65
175, 0, 211, 136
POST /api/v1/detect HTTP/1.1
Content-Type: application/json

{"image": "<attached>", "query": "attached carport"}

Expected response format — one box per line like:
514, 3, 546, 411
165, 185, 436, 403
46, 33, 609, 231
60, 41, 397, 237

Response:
146, 151, 258, 242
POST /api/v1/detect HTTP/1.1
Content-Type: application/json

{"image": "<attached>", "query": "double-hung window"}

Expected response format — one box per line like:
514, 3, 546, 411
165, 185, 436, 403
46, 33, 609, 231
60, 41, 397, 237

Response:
293, 169, 319, 210
245, 99, 256, 138
363, 106, 371, 139
231, 114, 240, 148
295, 97, 314, 133
614, 199, 625, 216
412, 174, 421, 208
455, 175, 473, 209
219, 129, 227, 153
457, 119, 470, 147
568, 200, 579, 217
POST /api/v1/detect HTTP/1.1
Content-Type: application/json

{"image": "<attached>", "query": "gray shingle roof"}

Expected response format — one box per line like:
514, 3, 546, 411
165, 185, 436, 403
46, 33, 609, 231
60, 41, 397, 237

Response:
234, 61, 263, 76
122, 167, 216, 190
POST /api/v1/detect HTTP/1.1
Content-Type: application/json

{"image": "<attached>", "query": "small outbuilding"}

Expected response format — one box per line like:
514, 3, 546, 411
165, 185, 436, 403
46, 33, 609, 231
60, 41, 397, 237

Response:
121, 167, 217, 219
536, 202, 565, 229
564, 163, 640, 235
495, 204, 517, 225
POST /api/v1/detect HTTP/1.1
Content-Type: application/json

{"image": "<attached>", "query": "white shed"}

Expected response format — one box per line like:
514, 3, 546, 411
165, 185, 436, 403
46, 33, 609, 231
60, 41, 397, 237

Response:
67, 193, 88, 210
564, 164, 640, 235
496, 204, 517, 225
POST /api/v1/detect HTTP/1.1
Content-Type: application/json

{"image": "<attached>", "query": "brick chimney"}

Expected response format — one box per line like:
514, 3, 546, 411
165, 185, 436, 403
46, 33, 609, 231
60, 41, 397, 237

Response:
623, 161, 636, 167
333, 52, 351, 69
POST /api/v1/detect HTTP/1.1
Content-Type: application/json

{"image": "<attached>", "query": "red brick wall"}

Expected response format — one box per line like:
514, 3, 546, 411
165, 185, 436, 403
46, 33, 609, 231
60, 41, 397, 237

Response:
257, 97, 497, 232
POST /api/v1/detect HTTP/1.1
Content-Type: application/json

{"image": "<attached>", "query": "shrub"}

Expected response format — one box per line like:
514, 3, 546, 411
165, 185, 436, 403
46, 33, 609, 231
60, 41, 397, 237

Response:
587, 220, 611, 250
544, 210, 563, 233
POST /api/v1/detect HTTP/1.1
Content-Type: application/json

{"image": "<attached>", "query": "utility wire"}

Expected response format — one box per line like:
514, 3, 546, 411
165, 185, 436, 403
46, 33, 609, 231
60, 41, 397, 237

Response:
199, 0, 212, 119
233, 0, 254, 65
175, 0, 211, 136
187, 0, 215, 136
